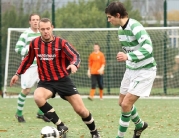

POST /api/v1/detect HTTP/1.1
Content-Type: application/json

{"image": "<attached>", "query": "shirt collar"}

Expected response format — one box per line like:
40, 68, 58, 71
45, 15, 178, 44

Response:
121, 18, 129, 30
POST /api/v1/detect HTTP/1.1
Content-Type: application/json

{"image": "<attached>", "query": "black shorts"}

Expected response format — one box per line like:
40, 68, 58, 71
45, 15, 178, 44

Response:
37, 76, 79, 100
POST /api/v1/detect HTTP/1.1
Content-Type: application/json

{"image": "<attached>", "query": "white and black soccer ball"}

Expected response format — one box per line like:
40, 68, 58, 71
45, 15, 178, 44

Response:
41, 126, 59, 138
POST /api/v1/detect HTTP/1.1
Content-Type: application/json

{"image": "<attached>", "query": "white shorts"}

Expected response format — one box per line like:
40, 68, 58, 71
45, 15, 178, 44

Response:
21, 66, 39, 89
120, 67, 156, 97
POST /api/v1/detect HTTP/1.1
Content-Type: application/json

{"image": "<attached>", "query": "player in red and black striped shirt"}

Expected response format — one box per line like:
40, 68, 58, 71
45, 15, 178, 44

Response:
10, 18, 100, 138
15, 30, 81, 81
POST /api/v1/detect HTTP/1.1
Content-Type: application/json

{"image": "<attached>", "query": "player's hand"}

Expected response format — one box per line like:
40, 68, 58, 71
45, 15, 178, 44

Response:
116, 52, 128, 62
87, 69, 91, 78
67, 64, 77, 74
98, 66, 104, 75
10, 75, 19, 87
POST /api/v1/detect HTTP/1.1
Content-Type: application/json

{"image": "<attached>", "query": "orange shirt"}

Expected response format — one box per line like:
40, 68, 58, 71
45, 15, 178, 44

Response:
88, 51, 106, 74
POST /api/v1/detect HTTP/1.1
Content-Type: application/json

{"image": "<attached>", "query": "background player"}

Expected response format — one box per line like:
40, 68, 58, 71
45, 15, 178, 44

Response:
15, 13, 49, 123
87, 43, 106, 100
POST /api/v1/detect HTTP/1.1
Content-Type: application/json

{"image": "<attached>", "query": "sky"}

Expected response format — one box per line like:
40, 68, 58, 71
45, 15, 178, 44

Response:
168, 0, 179, 11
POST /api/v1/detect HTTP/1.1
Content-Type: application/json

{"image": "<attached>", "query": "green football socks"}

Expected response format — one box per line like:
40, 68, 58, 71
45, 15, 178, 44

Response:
16, 92, 26, 116
131, 105, 144, 129
37, 109, 44, 115
117, 111, 131, 138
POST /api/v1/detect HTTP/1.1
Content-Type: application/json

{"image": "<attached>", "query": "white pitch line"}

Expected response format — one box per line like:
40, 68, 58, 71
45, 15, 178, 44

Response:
2, 95, 179, 99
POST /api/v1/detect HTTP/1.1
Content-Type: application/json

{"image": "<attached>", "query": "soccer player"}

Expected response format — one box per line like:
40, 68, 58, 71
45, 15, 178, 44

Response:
14, 13, 49, 123
87, 43, 106, 100
105, 2, 157, 138
10, 18, 101, 138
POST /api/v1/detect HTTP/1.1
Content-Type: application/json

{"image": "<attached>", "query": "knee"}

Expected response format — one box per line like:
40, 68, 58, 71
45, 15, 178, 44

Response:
34, 90, 43, 102
120, 102, 129, 110
98, 83, 103, 89
22, 88, 31, 95
91, 84, 96, 89
99, 83, 103, 89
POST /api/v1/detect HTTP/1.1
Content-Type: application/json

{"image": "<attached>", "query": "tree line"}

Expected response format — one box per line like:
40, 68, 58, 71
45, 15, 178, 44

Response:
1, 0, 141, 77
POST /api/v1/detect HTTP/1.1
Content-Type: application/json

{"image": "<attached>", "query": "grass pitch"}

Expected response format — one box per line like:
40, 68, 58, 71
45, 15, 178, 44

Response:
0, 97, 178, 138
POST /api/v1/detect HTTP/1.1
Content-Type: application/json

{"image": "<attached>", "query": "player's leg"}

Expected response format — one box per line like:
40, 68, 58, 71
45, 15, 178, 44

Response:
30, 66, 50, 122
130, 68, 156, 138
35, 81, 68, 137
116, 69, 132, 138
96, 75, 103, 100
58, 76, 100, 137
66, 94, 100, 138
117, 93, 139, 138
36, 109, 50, 122
131, 105, 148, 138
131, 105, 145, 130
15, 87, 30, 122
88, 75, 97, 100
15, 67, 33, 123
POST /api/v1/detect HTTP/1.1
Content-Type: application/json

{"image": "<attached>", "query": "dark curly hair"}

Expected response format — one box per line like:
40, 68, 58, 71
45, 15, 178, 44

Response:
105, 1, 128, 18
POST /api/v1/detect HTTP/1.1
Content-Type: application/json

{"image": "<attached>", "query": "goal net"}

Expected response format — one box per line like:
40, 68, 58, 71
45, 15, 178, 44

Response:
3, 27, 179, 98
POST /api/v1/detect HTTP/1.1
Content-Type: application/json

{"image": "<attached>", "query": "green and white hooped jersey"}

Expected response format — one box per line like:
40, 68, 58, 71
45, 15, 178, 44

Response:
15, 28, 40, 66
118, 18, 157, 70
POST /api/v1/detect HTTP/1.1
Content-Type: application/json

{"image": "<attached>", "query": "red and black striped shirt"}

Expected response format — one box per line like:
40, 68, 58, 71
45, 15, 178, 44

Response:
16, 36, 81, 81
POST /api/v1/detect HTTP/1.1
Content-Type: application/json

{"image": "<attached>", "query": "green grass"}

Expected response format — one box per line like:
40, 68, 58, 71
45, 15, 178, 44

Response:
5, 86, 179, 96
0, 98, 179, 138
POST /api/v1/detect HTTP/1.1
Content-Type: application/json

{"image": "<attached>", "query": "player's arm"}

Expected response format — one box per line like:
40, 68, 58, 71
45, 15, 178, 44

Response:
88, 54, 93, 70
98, 64, 105, 74
63, 41, 81, 73
128, 22, 153, 62
10, 73, 20, 87
10, 42, 35, 86
15, 32, 28, 56
64, 41, 80, 67
87, 54, 93, 78
98, 53, 106, 74
17, 41, 35, 74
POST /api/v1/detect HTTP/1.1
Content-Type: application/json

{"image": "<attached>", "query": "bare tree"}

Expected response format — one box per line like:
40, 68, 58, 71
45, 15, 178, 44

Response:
131, 0, 164, 20
148, 0, 164, 20
168, 10, 179, 21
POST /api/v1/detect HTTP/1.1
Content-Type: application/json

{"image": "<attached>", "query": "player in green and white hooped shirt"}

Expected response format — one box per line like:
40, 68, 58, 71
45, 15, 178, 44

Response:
105, 2, 156, 138
15, 14, 49, 123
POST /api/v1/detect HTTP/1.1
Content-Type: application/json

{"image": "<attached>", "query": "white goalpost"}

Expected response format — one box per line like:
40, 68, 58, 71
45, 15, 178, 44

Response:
3, 27, 179, 98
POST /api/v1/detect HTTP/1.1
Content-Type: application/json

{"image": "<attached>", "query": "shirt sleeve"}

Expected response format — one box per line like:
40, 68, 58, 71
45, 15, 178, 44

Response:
16, 41, 35, 75
63, 41, 81, 68
15, 32, 29, 56
88, 53, 93, 69
101, 52, 106, 66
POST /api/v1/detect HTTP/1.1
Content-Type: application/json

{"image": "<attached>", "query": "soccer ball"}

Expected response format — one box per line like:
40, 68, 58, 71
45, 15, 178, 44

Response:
41, 126, 59, 138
